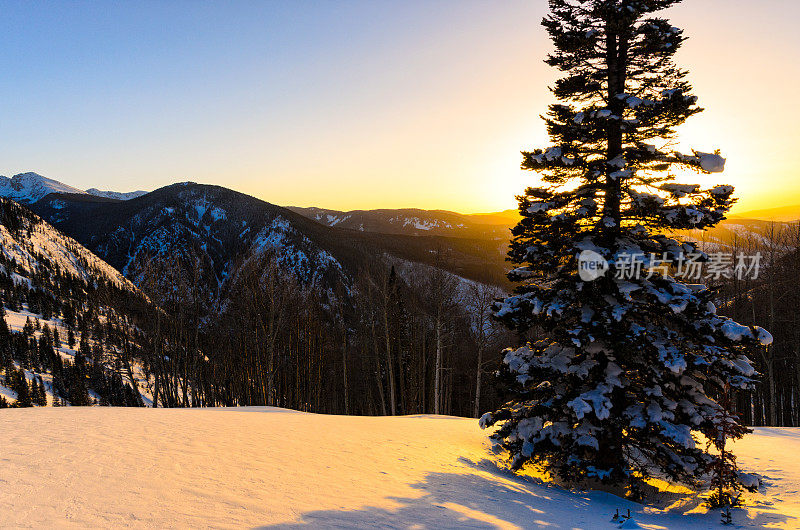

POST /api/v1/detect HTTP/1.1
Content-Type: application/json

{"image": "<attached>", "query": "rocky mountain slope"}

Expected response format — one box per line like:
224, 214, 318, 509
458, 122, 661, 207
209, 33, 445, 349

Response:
34, 184, 357, 309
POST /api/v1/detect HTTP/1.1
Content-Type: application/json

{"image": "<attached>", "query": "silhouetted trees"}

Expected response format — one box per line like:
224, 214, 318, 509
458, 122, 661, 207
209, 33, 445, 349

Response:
713, 221, 800, 427
157, 248, 512, 416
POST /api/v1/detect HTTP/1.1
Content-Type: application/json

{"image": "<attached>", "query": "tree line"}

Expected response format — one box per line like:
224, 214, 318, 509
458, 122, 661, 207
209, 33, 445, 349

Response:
710, 221, 800, 426
7, 195, 800, 432
135, 247, 514, 417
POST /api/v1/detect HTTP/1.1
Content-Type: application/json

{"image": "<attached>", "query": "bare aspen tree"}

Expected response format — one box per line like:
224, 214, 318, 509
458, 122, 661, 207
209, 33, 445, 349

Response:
417, 251, 459, 415
465, 282, 503, 418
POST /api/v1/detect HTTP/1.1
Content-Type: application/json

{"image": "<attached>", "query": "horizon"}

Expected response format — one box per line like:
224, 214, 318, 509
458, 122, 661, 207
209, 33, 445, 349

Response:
3, 169, 799, 220
2, 1, 799, 213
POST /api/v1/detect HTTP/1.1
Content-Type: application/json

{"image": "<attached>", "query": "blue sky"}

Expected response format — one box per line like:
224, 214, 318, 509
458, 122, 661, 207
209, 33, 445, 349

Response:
1, 1, 798, 212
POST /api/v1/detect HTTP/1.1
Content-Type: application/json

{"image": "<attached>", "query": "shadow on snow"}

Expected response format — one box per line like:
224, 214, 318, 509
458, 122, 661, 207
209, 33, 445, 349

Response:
258, 457, 794, 529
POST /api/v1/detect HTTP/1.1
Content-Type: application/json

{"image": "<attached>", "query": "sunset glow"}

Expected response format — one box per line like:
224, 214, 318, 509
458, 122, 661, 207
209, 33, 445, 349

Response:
1, 1, 798, 213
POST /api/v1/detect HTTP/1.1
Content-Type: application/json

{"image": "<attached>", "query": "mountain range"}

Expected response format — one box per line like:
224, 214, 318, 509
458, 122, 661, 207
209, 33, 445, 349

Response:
0, 172, 147, 204
2, 171, 794, 301
0, 173, 515, 411
286, 206, 519, 239
30, 182, 510, 307
0, 170, 793, 411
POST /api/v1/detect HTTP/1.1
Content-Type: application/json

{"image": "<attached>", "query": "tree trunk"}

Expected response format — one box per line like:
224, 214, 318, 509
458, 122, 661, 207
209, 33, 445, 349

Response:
434, 314, 442, 415
342, 326, 349, 415
474, 344, 484, 418
370, 318, 387, 416
383, 302, 396, 415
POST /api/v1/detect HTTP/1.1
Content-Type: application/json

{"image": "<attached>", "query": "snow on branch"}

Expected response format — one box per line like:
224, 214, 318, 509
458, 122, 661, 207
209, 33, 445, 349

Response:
522, 146, 580, 170
675, 150, 726, 173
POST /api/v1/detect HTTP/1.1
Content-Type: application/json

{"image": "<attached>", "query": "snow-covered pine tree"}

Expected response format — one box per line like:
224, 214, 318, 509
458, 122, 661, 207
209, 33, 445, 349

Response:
480, 0, 771, 495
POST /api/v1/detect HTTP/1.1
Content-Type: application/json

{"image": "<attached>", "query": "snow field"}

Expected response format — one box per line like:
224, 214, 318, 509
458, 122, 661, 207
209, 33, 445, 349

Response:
0, 407, 798, 528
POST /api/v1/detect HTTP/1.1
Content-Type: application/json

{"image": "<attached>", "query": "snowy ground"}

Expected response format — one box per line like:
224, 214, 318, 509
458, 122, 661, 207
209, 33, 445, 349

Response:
0, 407, 797, 529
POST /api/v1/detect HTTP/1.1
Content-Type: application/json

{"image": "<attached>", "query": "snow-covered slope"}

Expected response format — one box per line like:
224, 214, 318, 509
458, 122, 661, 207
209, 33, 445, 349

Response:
0, 407, 795, 528
0, 198, 156, 407
0, 200, 135, 292
0, 171, 147, 203
0, 172, 86, 204
85, 188, 148, 200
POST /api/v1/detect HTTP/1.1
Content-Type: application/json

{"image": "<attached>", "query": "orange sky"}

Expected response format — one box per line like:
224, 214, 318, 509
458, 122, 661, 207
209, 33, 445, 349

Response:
223, 1, 800, 214
441, 1, 800, 215
1, 1, 797, 214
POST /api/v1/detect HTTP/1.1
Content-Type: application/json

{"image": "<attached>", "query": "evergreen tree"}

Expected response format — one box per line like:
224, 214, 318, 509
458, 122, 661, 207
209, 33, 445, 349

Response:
79, 332, 92, 359
23, 317, 34, 337
69, 354, 92, 406
480, 0, 769, 495
14, 369, 33, 408
33, 376, 48, 406
705, 383, 758, 521
3, 365, 12, 389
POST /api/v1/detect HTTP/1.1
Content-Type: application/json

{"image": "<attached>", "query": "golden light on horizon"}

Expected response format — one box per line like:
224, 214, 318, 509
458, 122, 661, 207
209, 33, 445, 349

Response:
2, 1, 798, 216
459, 0, 800, 217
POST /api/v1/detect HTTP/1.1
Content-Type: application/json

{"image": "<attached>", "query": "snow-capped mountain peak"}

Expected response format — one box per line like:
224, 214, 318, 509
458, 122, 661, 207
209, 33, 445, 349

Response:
0, 172, 86, 204
0, 171, 148, 204
86, 188, 148, 200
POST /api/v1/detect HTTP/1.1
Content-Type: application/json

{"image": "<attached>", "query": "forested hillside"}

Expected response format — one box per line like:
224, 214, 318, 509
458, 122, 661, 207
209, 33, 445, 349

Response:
13, 178, 800, 425
23, 187, 514, 415
0, 198, 153, 407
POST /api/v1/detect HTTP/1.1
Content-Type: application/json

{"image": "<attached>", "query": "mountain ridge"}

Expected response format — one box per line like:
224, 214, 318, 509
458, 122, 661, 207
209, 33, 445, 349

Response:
30, 183, 511, 315
0, 172, 147, 204
85, 188, 148, 201
729, 204, 800, 222
286, 205, 516, 239
5, 170, 799, 226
